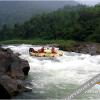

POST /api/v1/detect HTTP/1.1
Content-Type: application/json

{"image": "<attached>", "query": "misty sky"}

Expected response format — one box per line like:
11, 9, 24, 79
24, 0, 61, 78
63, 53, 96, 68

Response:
0, 0, 100, 5
75, 0, 100, 5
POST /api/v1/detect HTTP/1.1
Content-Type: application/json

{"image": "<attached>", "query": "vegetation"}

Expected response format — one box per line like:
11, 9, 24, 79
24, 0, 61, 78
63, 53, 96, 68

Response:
0, 39, 76, 46
0, 39, 76, 51
0, 4, 100, 43
0, 1, 78, 27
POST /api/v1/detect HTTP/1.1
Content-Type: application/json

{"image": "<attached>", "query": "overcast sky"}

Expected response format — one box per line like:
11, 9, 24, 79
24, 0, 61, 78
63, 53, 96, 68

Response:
0, 0, 100, 5
75, 0, 100, 5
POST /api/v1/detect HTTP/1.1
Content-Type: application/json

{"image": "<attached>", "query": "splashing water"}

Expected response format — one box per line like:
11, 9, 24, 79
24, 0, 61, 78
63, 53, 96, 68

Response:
3, 44, 100, 99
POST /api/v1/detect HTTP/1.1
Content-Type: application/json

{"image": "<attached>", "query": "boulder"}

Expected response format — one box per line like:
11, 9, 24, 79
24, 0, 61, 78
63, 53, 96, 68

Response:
0, 47, 31, 99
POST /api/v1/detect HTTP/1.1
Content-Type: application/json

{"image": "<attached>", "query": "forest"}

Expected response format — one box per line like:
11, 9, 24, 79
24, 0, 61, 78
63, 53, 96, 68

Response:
0, 4, 100, 43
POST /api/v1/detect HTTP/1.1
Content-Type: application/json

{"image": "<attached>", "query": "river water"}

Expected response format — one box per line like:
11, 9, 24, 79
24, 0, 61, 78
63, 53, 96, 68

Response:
3, 44, 100, 99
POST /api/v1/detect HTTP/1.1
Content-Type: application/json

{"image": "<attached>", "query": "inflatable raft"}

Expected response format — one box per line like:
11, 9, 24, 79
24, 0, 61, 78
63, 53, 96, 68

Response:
96, 82, 100, 85
29, 47, 63, 57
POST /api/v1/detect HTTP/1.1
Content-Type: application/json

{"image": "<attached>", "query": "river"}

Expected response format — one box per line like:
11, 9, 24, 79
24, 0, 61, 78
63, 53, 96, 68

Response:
3, 44, 100, 99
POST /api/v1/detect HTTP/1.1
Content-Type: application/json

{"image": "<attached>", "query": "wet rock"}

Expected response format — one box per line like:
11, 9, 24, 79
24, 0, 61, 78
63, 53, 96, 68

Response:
21, 59, 30, 76
23, 81, 33, 92
0, 47, 31, 99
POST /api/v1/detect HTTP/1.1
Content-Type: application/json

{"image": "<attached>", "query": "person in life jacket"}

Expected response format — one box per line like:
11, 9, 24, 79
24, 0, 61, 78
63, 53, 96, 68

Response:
51, 47, 57, 53
29, 48, 35, 52
38, 47, 44, 53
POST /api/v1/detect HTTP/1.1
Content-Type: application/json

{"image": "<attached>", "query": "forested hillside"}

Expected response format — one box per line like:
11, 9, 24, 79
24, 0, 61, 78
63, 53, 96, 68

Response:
0, 4, 100, 43
0, 1, 78, 26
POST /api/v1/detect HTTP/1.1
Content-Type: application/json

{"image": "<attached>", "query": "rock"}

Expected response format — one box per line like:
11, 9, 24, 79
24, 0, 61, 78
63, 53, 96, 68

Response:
21, 59, 30, 76
23, 81, 33, 92
0, 83, 11, 99
0, 47, 31, 99
59, 42, 100, 55
0, 75, 19, 97
6, 48, 13, 54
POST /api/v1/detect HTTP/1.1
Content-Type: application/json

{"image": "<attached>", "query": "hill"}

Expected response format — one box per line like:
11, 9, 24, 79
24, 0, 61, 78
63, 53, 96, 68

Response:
0, 4, 100, 43
0, 1, 78, 26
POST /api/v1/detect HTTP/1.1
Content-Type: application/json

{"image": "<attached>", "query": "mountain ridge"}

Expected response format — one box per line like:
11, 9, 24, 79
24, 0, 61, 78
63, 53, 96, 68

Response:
0, 1, 78, 26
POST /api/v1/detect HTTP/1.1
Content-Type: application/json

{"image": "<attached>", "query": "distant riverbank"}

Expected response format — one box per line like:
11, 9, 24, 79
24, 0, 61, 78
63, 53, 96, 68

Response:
0, 39, 100, 55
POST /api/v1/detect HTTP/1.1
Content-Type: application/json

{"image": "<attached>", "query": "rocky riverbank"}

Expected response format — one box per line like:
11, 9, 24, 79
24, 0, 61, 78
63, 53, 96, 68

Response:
0, 47, 31, 99
59, 42, 100, 55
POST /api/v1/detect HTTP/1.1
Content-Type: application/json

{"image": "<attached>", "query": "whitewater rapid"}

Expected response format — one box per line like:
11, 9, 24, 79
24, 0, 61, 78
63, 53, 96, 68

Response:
3, 44, 100, 99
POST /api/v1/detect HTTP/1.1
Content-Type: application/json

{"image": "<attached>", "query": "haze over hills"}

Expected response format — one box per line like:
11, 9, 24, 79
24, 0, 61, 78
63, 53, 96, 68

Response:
0, 1, 78, 27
